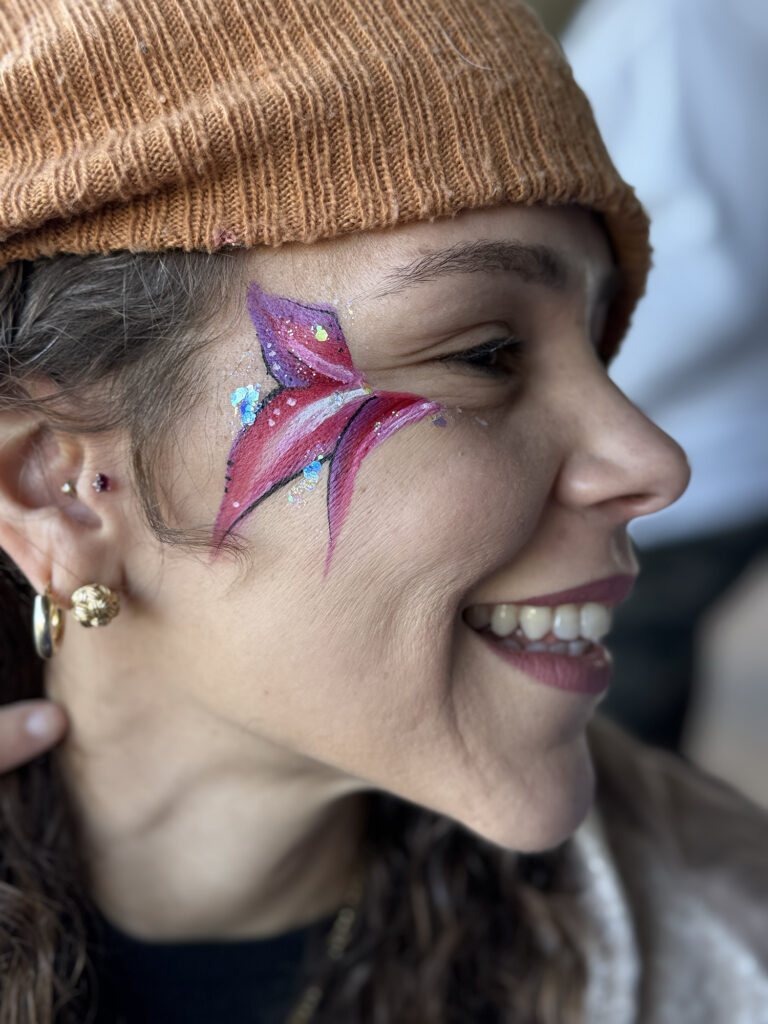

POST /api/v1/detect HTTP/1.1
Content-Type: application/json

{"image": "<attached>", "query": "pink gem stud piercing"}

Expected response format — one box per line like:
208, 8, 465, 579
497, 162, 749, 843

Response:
92, 473, 111, 493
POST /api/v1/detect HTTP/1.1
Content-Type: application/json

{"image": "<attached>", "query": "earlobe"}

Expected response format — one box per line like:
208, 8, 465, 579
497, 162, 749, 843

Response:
0, 412, 109, 598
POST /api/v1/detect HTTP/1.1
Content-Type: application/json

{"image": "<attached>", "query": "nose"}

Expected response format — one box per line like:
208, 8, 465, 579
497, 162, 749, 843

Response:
553, 376, 691, 524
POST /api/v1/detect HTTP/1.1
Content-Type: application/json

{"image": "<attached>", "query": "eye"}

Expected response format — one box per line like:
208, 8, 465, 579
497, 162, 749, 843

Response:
441, 337, 526, 376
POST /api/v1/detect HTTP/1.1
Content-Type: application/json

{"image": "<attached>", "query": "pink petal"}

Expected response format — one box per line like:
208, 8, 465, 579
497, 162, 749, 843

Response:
325, 392, 441, 572
247, 282, 363, 389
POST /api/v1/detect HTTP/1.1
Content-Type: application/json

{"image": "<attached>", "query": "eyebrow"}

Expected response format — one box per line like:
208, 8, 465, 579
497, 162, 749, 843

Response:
372, 240, 569, 297
370, 239, 622, 305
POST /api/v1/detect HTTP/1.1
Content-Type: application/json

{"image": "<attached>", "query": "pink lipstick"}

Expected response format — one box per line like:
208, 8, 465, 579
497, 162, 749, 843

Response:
479, 636, 612, 696
464, 573, 634, 696
493, 573, 636, 609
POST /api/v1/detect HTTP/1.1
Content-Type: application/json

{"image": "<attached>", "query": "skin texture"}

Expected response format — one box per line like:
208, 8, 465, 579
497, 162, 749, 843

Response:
0, 204, 690, 941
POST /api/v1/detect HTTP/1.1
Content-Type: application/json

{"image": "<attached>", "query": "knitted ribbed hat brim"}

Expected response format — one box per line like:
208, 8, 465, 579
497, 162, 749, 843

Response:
0, 0, 649, 354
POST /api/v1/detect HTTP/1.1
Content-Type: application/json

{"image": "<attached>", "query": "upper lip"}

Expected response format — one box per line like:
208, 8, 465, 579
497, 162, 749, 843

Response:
470, 573, 637, 609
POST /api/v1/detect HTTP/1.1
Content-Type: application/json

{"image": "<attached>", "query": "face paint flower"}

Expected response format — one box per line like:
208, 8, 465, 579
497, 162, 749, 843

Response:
212, 282, 441, 573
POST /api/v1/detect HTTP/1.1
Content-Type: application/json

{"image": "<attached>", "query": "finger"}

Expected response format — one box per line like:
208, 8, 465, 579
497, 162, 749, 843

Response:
0, 700, 69, 773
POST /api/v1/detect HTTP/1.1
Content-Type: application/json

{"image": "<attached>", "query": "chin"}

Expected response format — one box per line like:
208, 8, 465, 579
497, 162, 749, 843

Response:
454, 737, 597, 854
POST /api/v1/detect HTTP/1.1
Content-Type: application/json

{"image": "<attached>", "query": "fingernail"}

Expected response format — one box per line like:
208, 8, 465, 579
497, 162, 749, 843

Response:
25, 707, 59, 738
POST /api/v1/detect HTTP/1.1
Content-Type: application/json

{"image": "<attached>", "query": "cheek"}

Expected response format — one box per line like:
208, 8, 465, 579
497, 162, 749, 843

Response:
246, 419, 555, 762
327, 415, 552, 598
167, 415, 557, 791
211, 418, 544, 666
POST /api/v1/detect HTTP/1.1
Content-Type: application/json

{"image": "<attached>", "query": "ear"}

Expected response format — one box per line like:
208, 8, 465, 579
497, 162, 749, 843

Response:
0, 409, 125, 605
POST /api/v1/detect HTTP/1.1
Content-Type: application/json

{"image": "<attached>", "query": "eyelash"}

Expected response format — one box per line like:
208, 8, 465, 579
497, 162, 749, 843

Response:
442, 337, 526, 376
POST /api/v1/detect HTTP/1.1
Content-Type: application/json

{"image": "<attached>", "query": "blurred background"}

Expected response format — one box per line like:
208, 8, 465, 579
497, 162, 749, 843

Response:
526, 0, 768, 810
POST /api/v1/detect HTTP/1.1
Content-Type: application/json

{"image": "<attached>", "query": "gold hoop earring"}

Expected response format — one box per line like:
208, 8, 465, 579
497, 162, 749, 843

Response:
33, 584, 65, 659
70, 583, 120, 628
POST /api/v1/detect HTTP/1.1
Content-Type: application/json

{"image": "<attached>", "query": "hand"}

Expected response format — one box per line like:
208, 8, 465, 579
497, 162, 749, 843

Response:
0, 700, 69, 772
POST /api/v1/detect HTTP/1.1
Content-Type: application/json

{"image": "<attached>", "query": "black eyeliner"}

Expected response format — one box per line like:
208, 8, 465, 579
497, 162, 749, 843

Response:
440, 337, 525, 375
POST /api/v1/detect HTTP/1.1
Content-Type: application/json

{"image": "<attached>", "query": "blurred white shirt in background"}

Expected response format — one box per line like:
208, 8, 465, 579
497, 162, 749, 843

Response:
563, 0, 768, 546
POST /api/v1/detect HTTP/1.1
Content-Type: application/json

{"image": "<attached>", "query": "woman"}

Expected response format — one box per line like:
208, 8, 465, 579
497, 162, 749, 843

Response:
0, 1, 766, 1022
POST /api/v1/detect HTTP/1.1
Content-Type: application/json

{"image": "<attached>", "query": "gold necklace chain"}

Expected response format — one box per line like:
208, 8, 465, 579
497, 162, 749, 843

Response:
282, 866, 367, 1024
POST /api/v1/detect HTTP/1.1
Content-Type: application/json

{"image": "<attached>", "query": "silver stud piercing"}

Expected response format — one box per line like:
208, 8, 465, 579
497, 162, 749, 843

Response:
60, 480, 77, 498
91, 473, 111, 493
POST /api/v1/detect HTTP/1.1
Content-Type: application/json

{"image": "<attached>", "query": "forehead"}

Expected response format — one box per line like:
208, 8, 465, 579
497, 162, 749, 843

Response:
247, 204, 616, 305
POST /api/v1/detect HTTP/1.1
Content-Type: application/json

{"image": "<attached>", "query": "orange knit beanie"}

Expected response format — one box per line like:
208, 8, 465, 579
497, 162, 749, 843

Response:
0, 0, 649, 352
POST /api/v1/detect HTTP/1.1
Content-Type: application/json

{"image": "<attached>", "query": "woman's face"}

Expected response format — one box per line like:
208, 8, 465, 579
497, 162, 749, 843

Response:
114, 203, 690, 852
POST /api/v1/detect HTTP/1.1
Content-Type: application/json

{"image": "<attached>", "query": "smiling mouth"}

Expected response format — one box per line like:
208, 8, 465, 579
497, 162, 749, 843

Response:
463, 602, 614, 696
462, 599, 612, 656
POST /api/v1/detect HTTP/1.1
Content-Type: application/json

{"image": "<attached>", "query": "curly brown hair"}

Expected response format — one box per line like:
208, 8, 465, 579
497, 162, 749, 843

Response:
0, 250, 590, 1024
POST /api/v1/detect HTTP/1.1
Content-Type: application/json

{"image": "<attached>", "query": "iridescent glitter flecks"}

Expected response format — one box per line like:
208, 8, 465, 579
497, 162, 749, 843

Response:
212, 282, 443, 573
230, 384, 262, 426
303, 460, 322, 484
287, 459, 325, 507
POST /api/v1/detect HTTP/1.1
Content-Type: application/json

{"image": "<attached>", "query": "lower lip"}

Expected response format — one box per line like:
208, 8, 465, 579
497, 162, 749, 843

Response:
477, 632, 612, 696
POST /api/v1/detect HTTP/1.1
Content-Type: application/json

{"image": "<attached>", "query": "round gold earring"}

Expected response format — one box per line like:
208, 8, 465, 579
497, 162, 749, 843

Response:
33, 583, 65, 659
70, 583, 120, 628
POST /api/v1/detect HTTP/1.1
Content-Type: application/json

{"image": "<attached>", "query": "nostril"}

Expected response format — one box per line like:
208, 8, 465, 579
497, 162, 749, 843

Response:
612, 493, 671, 521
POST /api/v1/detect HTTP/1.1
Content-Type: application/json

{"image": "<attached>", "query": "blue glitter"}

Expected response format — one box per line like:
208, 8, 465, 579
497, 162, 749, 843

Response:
303, 460, 322, 484
230, 384, 262, 426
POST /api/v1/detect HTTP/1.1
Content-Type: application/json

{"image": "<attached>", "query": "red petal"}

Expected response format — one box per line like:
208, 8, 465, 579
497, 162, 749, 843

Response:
213, 383, 370, 546
325, 392, 441, 572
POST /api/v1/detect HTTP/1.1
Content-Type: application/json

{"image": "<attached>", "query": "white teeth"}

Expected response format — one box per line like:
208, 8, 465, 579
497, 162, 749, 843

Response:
500, 638, 522, 651
552, 604, 580, 641
568, 640, 591, 656
519, 606, 552, 640
580, 603, 612, 641
490, 603, 518, 637
469, 598, 613, 647
465, 605, 491, 629
549, 641, 569, 654
526, 641, 549, 652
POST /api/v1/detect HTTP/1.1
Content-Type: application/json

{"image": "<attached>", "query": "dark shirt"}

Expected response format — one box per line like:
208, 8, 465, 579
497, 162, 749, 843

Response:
92, 908, 337, 1024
